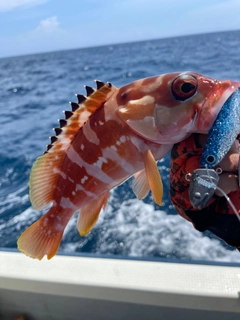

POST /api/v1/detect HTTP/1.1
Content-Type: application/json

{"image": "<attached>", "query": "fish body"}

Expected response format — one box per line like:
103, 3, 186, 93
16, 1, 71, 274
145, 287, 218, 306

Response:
18, 72, 240, 259
200, 87, 240, 168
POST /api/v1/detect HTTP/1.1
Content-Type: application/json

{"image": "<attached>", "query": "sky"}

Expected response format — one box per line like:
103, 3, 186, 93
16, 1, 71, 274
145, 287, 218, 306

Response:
0, 0, 240, 58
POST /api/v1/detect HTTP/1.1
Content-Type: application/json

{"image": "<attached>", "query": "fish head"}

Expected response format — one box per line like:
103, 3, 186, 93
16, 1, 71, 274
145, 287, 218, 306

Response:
116, 72, 240, 144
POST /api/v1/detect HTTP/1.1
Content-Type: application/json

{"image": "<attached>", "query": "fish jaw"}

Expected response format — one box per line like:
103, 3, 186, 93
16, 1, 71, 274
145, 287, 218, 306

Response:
196, 79, 240, 133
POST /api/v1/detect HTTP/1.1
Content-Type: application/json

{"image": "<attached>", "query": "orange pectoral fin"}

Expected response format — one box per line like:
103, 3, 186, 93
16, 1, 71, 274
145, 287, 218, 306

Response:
141, 149, 163, 206
77, 191, 110, 236
132, 169, 150, 200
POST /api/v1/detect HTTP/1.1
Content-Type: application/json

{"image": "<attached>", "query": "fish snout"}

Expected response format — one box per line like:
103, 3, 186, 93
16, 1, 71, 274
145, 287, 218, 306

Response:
197, 81, 240, 133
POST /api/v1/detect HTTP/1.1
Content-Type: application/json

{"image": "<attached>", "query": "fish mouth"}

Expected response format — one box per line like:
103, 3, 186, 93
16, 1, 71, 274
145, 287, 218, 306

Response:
199, 82, 240, 133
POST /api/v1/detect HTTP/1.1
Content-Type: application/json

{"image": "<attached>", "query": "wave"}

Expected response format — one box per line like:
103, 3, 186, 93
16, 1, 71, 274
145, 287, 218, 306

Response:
62, 196, 240, 262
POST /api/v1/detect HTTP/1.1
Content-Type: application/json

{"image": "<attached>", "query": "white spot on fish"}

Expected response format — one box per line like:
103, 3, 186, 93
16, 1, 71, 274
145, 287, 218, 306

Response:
59, 136, 72, 151
81, 175, 88, 184
79, 110, 91, 123
140, 77, 163, 93
55, 223, 64, 231
67, 147, 114, 184
60, 197, 78, 210
101, 146, 135, 174
43, 218, 48, 227
98, 121, 104, 125
116, 135, 127, 146
94, 157, 108, 168
120, 136, 127, 143
83, 122, 100, 145
53, 167, 66, 179
60, 171, 67, 179
111, 145, 117, 151
72, 191, 76, 196
81, 144, 84, 150
128, 95, 154, 107
76, 184, 96, 198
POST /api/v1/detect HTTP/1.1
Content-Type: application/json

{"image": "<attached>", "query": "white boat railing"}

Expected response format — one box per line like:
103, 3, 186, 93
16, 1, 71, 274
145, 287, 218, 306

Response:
0, 250, 240, 320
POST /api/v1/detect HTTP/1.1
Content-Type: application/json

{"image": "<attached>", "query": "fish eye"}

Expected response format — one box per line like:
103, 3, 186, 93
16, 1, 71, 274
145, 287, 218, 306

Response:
171, 74, 198, 101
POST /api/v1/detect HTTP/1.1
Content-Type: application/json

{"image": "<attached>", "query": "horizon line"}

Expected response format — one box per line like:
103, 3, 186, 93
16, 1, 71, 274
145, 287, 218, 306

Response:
1, 28, 239, 61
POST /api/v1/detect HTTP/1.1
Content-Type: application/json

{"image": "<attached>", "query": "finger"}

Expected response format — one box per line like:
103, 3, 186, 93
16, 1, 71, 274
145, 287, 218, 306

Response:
218, 153, 239, 172
215, 173, 239, 196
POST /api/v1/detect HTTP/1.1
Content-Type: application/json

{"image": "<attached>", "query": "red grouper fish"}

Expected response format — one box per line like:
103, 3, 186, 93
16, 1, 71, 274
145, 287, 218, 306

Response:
17, 72, 240, 259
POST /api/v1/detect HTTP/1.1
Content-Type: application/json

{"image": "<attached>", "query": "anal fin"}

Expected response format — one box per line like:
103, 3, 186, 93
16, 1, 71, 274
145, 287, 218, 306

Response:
78, 191, 110, 236
141, 149, 163, 206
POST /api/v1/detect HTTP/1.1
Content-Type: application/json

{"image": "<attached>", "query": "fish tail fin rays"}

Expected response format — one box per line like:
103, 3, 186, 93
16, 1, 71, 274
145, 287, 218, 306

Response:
77, 191, 110, 236
17, 206, 68, 260
132, 169, 150, 200
29, 81, 117, 210
141, 149, 163, 206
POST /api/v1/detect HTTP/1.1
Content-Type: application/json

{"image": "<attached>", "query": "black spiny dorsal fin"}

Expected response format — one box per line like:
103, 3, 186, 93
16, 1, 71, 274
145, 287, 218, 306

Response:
85, 85, 95, 96
50, 136, 58, 144
65, 111, 73, 119
70, 102, 79, 112
76, 94, 86, 104
54, 128, 62, 136
95, 80, 105, 89
59, 119, 67, 128
47, 144, 53, 151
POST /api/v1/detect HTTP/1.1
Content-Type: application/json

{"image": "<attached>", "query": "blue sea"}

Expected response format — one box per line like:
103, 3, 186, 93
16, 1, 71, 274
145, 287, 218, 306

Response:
1, 30, 240, 262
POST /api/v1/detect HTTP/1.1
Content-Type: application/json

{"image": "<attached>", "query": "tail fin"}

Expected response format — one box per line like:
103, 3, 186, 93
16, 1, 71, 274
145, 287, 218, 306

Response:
17, 206, 65, 260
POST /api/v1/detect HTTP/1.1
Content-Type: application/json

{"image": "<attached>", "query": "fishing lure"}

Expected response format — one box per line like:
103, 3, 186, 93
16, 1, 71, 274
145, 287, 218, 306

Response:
189, 88, 240, 210
200, 87, 240, 168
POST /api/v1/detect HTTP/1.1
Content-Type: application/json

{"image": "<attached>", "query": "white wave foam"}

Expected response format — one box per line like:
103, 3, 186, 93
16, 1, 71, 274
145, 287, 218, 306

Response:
63, 195, 240, 263
0, 206, 40, 232
0, 184, 29, 215
3, 186, 240, 263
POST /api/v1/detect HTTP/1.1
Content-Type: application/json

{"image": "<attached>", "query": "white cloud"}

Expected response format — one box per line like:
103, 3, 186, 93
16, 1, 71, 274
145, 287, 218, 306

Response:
0, 0, 47, 12
36, 16, 60, 34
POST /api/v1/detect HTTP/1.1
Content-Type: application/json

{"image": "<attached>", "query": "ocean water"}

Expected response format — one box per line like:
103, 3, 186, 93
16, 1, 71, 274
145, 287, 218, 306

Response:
1, 30, 240, 262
